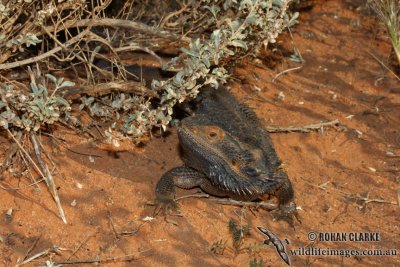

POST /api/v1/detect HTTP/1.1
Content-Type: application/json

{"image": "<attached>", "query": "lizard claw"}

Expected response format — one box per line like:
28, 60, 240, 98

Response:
271, 201, 301, 228
152, 195, 180, 217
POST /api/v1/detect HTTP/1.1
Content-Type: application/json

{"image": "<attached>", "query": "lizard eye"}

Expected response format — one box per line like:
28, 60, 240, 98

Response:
208, 131, 217, 138
242, 166, 261, 176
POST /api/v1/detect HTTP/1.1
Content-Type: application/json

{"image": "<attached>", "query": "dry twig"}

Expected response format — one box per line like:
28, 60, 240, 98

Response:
42, 18, 189, 42
66, 229, 98, 261
175, 193, 211, 201
346, 192, 397, 206
175, 193, 277, 209
305, 179, 397, 207
213, 198, 277, 209
107, 211, 144, 238
22, 235, 42, 263
62, 81, 157, 100
0, 27, 91, 70
366, 50, 400, 81
266, 119, 340, 133
272, 66, 303, 82
30, 133, 67, 224
54, 250, 151, 265
6, 129, 46, 181
0, 178, 45, 191
16, 245, 64, 266
0, 131, 21, 172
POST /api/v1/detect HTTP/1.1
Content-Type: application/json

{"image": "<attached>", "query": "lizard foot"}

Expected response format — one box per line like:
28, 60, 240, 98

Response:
152, 194, 180, 217
271, 201, 301, 228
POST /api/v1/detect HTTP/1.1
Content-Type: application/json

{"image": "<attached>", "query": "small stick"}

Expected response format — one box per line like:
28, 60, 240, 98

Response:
16, 246, 63, 266
107, 211, 145, 237
58, 118, 97, 139
62, 81, 156, 100
42, 130, 102, 158
0, 28, 90, 70
272, 66, 303, 82
22, 235, 42, 262
117, 224, 144, 237
366, 50, 400, 82
266, 119, 339, 133
114, 45, 164, 66
175, 193, 277, 209
66, 229, 98, 261
0, 132, 20, 172
41, 18, 190, 42
213, 198, 277, 209
317, 181, 330, 190
6, 129, 46, 181
54, 250, 151, 265
107, 211, 120, 239
159, 5, 188, 28
175, 193, 210, 201
0, 178, 45, 191
19, 150, 41, 189
30, 132, 67, 224
304, 178, 397, 206
337, 188, 397, 206
347, 193, 397, 205
38, 135, 57, 173
65, 147, 102, 158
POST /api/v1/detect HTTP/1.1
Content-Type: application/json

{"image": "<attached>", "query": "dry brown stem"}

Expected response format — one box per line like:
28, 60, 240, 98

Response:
42, 18, 190, 42
30, 132, 67, 224
175, 193, 278, 210
62, 80, 157, 100
266, 119, 340, 133
0, 27, 91, 70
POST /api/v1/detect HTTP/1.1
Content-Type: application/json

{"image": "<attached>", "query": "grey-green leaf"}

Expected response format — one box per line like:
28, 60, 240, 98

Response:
45, 74, 57, 84
231, 39, 248, 50
59, 80, 75, 88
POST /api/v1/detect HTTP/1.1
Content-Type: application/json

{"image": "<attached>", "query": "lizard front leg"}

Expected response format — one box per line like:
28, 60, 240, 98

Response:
269, 169, 300, 227
154, 166, 207, 215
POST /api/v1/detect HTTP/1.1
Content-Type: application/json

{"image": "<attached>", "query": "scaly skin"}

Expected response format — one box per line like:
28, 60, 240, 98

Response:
155, 87, 299, 225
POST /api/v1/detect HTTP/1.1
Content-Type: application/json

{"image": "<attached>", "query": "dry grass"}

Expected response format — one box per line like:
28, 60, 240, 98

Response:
369, 0, 400, 65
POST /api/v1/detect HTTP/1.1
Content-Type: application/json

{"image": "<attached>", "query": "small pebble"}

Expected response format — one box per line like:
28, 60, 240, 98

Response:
112, 139, 120, 147
142, 216, 155, 222
354, 129, 363, 137
277, 91, 285, 101
253, 85, 261, 92
345, 114, 354, 119
6, 208, 13, 217
386, 151, 395, 156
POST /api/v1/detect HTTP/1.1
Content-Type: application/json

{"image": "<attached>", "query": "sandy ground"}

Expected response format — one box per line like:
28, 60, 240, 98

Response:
1, 1, 399, 266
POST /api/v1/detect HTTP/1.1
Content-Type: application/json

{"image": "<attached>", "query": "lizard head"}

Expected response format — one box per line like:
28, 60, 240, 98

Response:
178, 117, 280, 199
